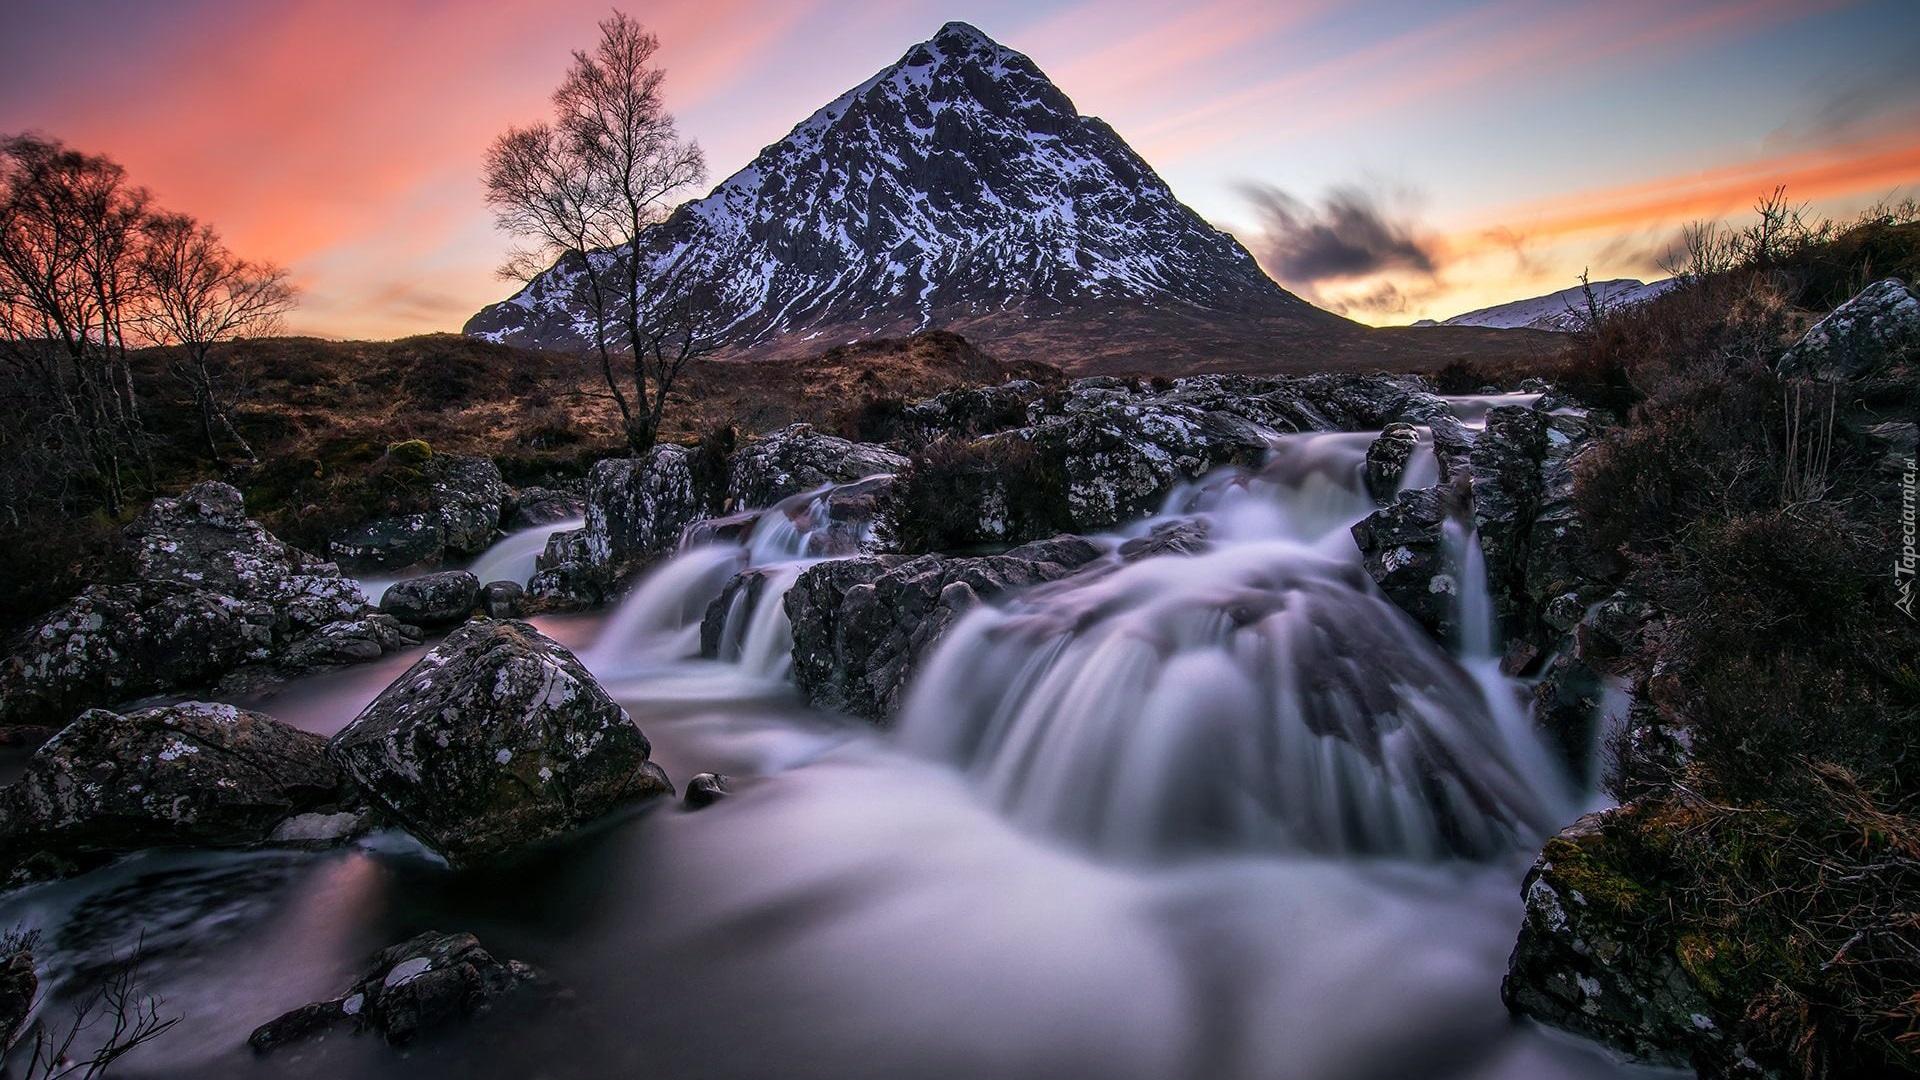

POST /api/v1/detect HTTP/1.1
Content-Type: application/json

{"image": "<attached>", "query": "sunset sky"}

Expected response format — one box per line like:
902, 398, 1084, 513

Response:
4, 0, 1916, 338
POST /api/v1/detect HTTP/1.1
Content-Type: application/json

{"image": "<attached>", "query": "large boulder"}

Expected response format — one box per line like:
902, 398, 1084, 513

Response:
582, 444, 722, 577
786, 537, 1103, 721
0, 582, 277, 732
127, 480, 365, 632
0, 702, 354, 882
1364, 422, 1421, 503
726, 424, 908, 509
1776, 277, 1920, 382
1503, 806, 1761, 1076
1027, 398, 1271, 532
276, 615, 422, 671
249, 931, 549, 1051
327, 620, 672, 865
430, 455, 510, 557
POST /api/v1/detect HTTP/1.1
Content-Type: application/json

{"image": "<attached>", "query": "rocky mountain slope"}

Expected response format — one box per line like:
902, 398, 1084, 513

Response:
465, 22, 1359, 372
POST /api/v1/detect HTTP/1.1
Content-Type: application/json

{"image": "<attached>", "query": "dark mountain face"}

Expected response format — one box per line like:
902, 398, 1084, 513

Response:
466, 21, 1349, 366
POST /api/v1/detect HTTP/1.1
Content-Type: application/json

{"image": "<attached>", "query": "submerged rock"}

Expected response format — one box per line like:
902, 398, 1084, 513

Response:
327, 620, 672, 865
249, 931, 550, 1051
787, 536, 1104, 721
0, 702, 353, 882
683, 772, 732, 809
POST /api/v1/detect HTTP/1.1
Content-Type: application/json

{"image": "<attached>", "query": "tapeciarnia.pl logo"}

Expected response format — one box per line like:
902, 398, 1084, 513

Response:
1899, 456, 1918, 619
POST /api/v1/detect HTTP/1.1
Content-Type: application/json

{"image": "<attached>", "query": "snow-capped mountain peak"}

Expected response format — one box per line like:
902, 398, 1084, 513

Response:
466, 21, 1334, 356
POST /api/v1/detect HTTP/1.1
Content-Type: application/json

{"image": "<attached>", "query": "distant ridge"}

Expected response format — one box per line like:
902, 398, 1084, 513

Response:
1416, 278, 1675, 332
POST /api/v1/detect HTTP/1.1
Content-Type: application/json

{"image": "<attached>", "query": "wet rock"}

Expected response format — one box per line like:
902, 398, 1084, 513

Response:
1117, 519, 1211, 562
0, 933, 35, 1053
1364, 422, 1421, 503
1469, 406, 1548, 631
726, 424, 909, 510
699, 567, 790, 661
502, 486, 586, 530
249, 931, 549, 1051
327, 620, 672, 865
684, 772, 731, 809
0, 702, 352, 882
0, 582, 278, 731
480, 580, 525, 619
1350, 485, 1462, 643
329, 513, 446, 572
523, 527, 605, 611
788, 536, 1103, 721
278, 615, 423, 672
379, 571, 481, 627
584, 444, 722, 577
1776, 278, 1919, 382
1026, 398, 1271, 532
1532, 653, 1608, 782
1504, 807, 1757, 1075
679, 509, 762, 549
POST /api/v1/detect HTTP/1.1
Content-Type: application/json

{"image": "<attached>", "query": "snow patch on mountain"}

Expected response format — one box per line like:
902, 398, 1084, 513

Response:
1415, 279, 1675, 332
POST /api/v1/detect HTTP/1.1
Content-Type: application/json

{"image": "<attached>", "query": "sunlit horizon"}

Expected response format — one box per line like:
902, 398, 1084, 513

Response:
3, 0, 1915, 340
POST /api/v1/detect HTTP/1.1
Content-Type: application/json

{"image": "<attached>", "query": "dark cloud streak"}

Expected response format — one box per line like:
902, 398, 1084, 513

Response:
1241, 183, 1442, 289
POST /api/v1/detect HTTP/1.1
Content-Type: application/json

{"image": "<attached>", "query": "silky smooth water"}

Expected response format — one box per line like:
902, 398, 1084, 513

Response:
0, 404, 1680, 1080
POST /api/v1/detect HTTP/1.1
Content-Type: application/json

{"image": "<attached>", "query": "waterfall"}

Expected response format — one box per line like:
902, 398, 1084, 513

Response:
898, 430, 1573, 862
468, 517, 585, 588
584, 481, 878, 677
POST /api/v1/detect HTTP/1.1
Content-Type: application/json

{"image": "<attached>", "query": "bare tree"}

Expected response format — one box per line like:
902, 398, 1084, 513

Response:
136, 212, 296, 464
0, 135, 154, 514
484, 10, 711, 454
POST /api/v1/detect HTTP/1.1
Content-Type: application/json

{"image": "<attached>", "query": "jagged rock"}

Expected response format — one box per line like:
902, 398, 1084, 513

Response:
1350, 485, 1464, 644
1504, 807, 1765, 1077
503, 487, 586, 530
327, 620, 672, 865
249, 931, 549, 1051
684, 773, 731, 809
0, 582, 278, 731
525, 527, 607, 610
1525, 411, 1612, 637
480, 581, 525, 619
430, 456, 509, 557
278, 615, 423, 672
1469, 406, 1548, 632
1532, 653, 1608, 782
726, 425, 909, 510
0, 702, 353, 882
583, 445, 722, 577
1028, 398, 1271, 532
1364, 422, 1421, 503
787, 536, 1103, 720
128, 481, 365, 632
680, 510, 761, 549
1776, 278, 1920, 381
379, 571, 480, 627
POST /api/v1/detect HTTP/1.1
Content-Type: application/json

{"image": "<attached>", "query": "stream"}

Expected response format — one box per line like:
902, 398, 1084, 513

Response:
0, 396, 1681, 1080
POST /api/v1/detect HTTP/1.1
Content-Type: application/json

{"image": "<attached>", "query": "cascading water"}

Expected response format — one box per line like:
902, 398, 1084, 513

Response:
899, 431, 1575, 861
585, 482, 878, 679
0, 397, 1673, 1080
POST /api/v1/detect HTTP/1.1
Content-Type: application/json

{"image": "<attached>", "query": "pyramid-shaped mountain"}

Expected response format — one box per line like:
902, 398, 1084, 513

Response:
466, 22, 1356, 371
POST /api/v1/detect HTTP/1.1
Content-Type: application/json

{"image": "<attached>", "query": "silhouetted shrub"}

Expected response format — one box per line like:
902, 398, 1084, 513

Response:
880, 435, 1072, 553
